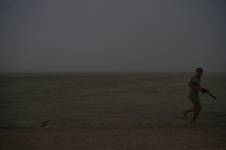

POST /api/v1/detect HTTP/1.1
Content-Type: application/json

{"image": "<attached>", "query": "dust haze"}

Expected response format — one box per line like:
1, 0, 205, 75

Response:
0, 0, 226, 72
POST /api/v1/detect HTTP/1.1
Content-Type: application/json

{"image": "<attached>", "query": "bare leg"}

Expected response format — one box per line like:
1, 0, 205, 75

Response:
191, 106, 202, 124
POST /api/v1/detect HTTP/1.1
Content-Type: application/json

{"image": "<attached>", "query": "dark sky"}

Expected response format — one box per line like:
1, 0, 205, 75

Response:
0, 0, 226, 72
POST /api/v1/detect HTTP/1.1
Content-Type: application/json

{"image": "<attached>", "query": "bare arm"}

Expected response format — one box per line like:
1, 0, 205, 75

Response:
188, 82, 202, 91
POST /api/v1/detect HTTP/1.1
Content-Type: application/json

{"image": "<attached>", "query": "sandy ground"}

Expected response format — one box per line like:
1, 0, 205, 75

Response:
1, 126, 226, 150
0, 73, 226, 149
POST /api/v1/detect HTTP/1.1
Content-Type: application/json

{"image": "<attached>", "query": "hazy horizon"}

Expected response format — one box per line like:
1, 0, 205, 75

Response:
1, 0, 226, 72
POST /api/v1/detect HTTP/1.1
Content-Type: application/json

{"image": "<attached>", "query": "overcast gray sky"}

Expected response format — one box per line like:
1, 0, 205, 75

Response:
0, 0, 225, 72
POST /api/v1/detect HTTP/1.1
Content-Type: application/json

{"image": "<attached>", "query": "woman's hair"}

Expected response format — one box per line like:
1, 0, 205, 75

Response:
196, 67, 203, 73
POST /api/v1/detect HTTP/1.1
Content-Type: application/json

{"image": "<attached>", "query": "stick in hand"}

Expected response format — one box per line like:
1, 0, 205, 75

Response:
202, 88, 216, 100
206, 91, 216, 100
